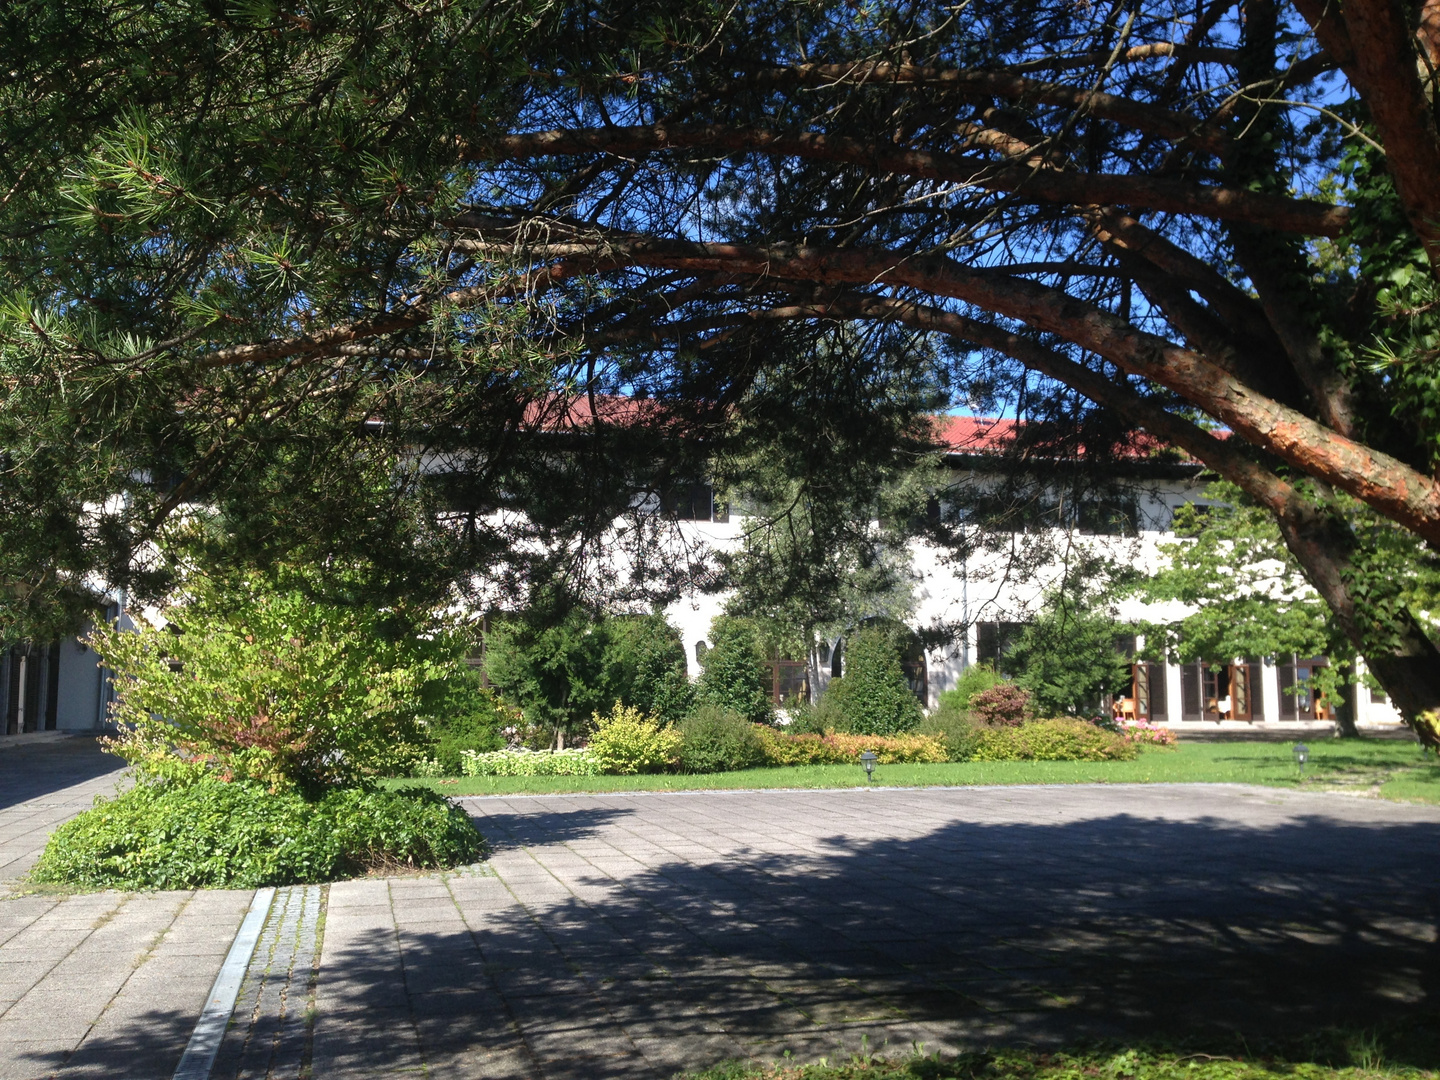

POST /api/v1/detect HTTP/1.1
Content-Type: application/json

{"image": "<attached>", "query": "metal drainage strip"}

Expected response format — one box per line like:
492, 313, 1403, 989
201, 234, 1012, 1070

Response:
172, 887, 278, 1080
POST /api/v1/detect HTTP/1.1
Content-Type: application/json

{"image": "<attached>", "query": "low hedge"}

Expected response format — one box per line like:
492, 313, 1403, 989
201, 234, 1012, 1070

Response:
756, 726, 949, 765
32, 780, 485, 890
459, 748, 603, 776
971, 717, 1138, 762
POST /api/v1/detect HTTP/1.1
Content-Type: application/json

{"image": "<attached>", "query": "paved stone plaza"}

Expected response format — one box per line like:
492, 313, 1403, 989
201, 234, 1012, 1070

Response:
0, 739, 1436, 1079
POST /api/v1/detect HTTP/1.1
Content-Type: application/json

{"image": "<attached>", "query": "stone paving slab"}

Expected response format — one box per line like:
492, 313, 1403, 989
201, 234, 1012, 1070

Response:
0, 737, 255, 1080
0, 737, 129, 888
303, 783, 1440, 1080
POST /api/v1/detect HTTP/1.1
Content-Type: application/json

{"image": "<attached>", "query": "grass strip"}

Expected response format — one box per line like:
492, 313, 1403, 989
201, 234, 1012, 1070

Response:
678, 1033, 1439, 1080
391, 739, 1439, 802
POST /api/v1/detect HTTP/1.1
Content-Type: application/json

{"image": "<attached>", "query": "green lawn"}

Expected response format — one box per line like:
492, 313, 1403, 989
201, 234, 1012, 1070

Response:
393, 738, 1440, 803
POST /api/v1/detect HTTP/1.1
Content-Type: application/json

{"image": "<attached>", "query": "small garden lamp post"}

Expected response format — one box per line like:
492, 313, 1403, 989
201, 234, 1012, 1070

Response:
1292, 743, 1309, 777
860, 751, 877, 783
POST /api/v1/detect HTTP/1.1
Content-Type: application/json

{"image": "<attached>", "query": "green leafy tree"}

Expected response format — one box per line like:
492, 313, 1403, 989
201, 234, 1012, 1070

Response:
822, 624, 922, 735
1008, 587, 1133, 717
696, 617, 771, 724
94, 570, 457, 795
1131, 480, 1440, 738
482, 611, 609, 747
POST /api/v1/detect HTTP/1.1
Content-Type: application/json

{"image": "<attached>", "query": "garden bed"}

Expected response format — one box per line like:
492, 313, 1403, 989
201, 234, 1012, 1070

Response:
391, 739, 1439, 802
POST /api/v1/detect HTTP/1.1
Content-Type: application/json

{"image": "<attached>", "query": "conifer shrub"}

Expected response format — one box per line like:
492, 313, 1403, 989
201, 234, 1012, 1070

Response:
970, 718, 1137, 762
678, 705, 766, 773
696, 617, 772, 723
587, 703, 682, 774
33, 781, 484, 890
822, 625, 922, 735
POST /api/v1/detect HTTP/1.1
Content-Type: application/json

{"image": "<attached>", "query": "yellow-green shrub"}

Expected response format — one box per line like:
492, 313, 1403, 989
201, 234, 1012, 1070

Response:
971, 718, 1137, 762
755, 726, 947, 765
587, 703, 682, 774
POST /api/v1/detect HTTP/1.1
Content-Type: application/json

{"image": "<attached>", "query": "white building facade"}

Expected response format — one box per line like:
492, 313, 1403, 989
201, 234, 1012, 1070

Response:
659, 417, 1408, 735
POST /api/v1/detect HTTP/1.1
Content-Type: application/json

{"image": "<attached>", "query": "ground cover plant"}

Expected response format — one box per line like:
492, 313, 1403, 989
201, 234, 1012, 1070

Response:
32, 781, 483, 890
394, 739, 1439, 802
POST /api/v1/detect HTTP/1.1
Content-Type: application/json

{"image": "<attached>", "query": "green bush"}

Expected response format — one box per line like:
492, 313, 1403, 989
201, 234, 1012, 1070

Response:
782, 694, 847, 735
971, 718, 1138, 762
419, 670, 517, 775
1009, 587, 1135, 715
587, 703, 682, 774
482, 610, 694, 746
459, 748, 602, 776
91, 570, 455, 794
917, 706, 988, 761
678, 705, 766, 773
937, 662, 1004, 711
696, 617, 772, 723
32, 781, 485, 890
822, 625, 921, 735
606, 614, 696, 725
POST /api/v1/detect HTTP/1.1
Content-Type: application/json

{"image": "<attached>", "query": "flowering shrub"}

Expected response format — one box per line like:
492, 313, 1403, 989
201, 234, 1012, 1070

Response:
587, 703, 682, 774
1118, 719, 1178, 747
969, 683, 1034, 727
754, 726, 947, 765
459, 748, 602, 776
971, 718, 1137, 762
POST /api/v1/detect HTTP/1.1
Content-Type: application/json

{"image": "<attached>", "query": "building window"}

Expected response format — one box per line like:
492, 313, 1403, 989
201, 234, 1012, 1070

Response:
976, 621, 1026, 674
2, 642, 60, 735
766, 660, 808, 705
664, 482, 727, 522
1077, 497, 1139, 537
1181, 660, 1263, 721
1131, 662, 1167, 721
1279, 656, 1331, 720
695, 640, 708, 663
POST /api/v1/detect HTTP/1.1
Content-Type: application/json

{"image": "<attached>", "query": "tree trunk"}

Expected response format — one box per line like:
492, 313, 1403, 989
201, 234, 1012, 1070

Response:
1267, 498, 1440, 746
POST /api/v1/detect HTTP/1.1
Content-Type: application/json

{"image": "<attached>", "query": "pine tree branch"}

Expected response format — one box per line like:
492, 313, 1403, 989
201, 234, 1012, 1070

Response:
484, 125, 1349, 236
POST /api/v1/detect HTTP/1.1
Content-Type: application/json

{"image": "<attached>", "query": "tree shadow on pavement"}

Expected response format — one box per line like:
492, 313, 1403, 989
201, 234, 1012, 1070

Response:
29, 807, 1440, 1080
0, 736, 126, 812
